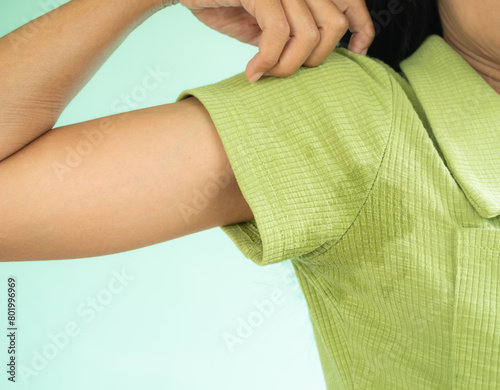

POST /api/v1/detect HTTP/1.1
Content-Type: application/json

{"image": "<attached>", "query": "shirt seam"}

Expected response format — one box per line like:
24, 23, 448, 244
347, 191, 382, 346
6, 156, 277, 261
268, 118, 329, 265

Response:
300, 73, 396, 261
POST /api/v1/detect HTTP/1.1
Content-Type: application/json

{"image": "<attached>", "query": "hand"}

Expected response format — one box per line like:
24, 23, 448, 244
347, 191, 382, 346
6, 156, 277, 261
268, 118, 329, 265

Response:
179, 0, 375, 82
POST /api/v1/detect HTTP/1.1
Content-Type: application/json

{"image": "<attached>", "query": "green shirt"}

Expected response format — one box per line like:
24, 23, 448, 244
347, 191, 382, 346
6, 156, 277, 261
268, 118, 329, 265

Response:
176, 35, 500, 389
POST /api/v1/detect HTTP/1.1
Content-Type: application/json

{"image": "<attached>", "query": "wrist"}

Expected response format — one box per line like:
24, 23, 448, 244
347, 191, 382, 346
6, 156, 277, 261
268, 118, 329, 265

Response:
126, 0, 167, 15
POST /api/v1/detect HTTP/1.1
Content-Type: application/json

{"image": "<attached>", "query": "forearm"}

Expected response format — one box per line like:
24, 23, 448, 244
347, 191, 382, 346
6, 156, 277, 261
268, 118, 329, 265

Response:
0, 0, 163, 162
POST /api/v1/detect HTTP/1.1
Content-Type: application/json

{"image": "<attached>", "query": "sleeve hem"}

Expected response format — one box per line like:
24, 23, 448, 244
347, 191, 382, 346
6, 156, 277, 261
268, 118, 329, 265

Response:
176, 88, 289, 266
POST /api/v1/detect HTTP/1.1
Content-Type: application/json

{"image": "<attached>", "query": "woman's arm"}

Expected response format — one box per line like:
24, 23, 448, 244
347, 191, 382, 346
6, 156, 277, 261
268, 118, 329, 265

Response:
0, 0, 372, 261
0, 0, 375, 163
0, 0, 163, 162
0, 96, 254, 262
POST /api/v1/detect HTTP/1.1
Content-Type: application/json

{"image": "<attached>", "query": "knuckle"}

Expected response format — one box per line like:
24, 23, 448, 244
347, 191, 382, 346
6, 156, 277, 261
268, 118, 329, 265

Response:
305, 25, 321, 45
364, 22, 376, 39
336, 14, 349, 31
322, 16, 338, 31
270, 20, 290, 37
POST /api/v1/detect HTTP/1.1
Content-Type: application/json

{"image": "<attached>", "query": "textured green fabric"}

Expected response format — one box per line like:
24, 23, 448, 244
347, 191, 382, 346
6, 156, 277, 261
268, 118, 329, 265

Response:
176, 35, 500, 389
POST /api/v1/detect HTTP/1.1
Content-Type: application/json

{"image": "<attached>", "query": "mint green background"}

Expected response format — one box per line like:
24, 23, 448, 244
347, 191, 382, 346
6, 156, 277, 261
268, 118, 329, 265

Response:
0, 1, 324, 389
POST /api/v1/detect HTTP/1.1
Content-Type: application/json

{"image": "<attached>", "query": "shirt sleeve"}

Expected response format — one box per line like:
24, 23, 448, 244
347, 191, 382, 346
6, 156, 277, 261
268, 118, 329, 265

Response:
175, 48, 394, 266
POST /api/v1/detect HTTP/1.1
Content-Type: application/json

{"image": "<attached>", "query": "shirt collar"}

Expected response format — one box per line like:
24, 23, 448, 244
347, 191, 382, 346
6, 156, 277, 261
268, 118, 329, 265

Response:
399, 35, 500, 219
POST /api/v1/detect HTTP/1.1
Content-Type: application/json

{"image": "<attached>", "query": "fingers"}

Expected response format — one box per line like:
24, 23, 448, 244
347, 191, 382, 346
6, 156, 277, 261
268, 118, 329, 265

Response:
244, 0, 374, 83
259, 0, 324, 77
340, 0, 375, 55
244, 0, 368, 82
244, 0, 291, 82
301, 0, 349, 66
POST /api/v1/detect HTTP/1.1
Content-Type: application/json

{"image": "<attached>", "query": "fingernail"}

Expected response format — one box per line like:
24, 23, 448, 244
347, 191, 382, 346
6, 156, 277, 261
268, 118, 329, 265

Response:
249, 72, 263, 83
360, 49, 368, 56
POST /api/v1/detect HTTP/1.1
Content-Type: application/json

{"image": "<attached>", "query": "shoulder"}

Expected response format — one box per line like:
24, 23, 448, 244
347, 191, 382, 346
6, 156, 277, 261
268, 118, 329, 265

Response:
186, 47, 397, 102
177, 47, 398, 137
175, 48, 400, 172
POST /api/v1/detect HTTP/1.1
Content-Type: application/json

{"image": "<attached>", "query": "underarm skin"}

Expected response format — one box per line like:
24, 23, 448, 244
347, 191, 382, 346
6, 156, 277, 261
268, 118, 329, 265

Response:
0, 1, 254, 261
0, 0, 163, 162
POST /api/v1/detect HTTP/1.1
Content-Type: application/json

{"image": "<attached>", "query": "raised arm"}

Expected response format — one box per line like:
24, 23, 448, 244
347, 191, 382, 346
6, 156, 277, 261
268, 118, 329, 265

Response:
0, 0, 163, 162
0, 0, 373, 261
0, 96, 254, 261
0, 0, 374, 162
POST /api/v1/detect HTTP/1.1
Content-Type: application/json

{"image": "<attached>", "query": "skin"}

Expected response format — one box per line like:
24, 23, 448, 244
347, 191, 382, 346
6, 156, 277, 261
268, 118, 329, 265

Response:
438, 0, 500, 94
0, 0, 374, 261
0, 0, 497, 260
182, 0, 375, 81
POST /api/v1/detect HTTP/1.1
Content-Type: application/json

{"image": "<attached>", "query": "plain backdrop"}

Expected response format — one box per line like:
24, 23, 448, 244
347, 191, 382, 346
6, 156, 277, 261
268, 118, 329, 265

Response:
0, 1, 326, 389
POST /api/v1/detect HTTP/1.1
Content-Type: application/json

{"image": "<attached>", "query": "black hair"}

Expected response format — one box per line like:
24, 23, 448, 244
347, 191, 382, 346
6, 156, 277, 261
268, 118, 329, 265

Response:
339, 0, 443, 71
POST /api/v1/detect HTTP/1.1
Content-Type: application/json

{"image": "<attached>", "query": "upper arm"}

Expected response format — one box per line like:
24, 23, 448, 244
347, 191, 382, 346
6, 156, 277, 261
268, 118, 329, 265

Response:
171, 50, 394, 266
0, 97, 254, 261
